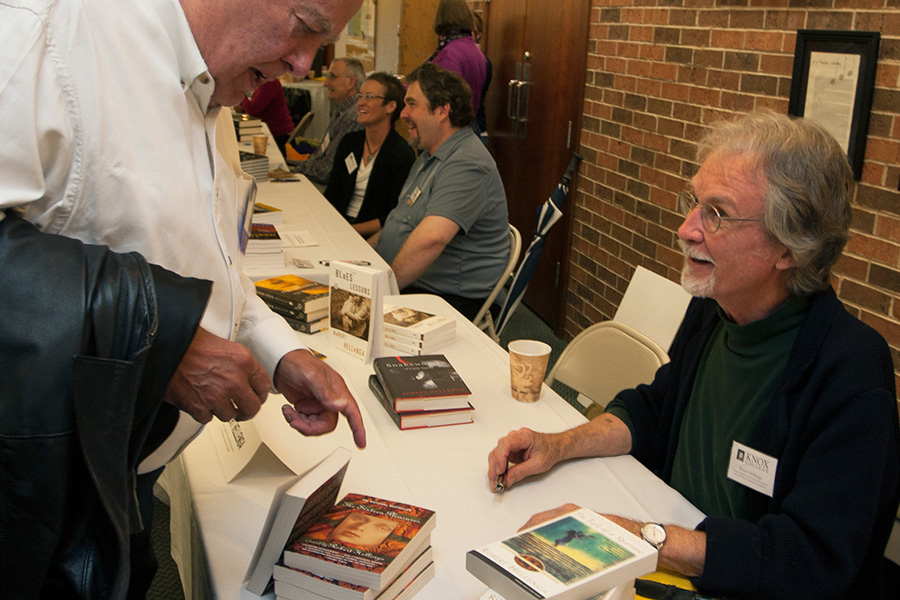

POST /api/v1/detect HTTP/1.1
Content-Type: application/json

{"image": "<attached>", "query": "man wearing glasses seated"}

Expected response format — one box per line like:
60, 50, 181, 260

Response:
488, 111, 899, 599
292, 57, 365, 186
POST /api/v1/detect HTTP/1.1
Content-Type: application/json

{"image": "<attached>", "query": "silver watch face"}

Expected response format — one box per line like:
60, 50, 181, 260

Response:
641, 523, 666, 548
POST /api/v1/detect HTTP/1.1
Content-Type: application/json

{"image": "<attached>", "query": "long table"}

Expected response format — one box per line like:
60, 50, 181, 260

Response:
157, 182, 705, 600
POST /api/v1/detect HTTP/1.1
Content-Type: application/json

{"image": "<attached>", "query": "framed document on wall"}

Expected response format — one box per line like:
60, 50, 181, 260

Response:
787, 30, 880, 180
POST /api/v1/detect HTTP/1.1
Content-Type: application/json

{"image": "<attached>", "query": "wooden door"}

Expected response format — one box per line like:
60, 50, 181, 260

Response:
484, 0, 590, 331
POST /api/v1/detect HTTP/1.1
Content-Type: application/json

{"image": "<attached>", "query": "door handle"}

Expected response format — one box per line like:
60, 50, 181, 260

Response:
507, 79, 520, 121
516, 63, 532, 139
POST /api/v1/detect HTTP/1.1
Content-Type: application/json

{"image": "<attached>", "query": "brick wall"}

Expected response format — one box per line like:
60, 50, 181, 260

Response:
568, 0, 900, 401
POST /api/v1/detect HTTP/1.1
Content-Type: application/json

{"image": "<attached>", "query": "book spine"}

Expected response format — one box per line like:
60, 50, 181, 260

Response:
256, 289, 315, 311
368, 375, 404, 430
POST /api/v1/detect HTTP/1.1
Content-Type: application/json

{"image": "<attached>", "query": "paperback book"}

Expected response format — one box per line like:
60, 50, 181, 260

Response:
240, 150, 269, 182
256, 275, 331, 314
478, 581, 633, 600
243, 447, 352, 595
382, 328, 455, 356
283, 493, 436, 590
329, 261, 391, 363
272, 546, 433, 600
252, 201, 285, 224
383, 305, 455, 342
466, 509, 657, 600
368, 375, 474, 430
372, 355, 471, 413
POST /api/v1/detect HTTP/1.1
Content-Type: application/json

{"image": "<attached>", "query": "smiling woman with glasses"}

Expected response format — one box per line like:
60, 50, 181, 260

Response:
323, 73, 415, 239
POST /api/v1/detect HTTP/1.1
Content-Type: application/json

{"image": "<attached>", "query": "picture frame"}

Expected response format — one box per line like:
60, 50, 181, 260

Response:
787, 30, 880, 180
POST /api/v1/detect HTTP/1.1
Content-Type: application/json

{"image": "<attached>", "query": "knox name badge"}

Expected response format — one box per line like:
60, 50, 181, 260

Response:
727, 441, 778, 497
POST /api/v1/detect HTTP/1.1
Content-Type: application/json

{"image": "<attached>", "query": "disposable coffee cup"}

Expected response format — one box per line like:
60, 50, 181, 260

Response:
252, 135, 268, 155
508, 339, 551, 403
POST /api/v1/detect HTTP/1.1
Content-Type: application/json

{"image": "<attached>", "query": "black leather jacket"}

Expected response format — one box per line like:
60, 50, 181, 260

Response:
0, 212, 211, 599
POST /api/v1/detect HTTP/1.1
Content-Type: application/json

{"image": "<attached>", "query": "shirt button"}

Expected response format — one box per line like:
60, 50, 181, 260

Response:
199, 74, 210, 85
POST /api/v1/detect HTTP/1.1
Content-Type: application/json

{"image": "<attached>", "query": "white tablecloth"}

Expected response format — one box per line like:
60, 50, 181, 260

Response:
158, 294, 704, 600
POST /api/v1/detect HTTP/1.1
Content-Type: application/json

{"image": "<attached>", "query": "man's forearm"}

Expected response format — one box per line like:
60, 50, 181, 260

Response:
558, 412, 633, 462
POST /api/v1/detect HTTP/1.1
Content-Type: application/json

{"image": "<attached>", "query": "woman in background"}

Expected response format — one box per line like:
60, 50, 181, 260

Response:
428, 0, 488, 120
240, 78, 295, 157
324, 73, 415, 239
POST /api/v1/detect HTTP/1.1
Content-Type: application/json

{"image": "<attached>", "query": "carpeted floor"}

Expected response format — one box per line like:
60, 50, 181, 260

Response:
148, 303, 579, 599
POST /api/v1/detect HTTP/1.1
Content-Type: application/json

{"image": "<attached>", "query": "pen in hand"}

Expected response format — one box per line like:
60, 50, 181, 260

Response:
494, 466, 508, 492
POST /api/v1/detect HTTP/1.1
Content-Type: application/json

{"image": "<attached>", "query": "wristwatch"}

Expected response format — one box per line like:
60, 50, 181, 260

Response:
640, 522, 667, 551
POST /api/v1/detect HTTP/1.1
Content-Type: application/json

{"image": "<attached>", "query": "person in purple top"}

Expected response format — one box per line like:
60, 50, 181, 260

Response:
428, 0, 487, 120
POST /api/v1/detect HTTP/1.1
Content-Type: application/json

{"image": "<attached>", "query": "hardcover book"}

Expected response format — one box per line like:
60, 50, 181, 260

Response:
466, 509, 657, 600
368, 375, 474, 430
272, 546, 433, 600
283, 493, 436, 590
243, 447, 352, 595
255, 275, 331, 314
329, 261, 391, 363
268, 304, 329, 324
373, 355, 471, 413
478, 581, 633, 600
282, 315, 329, 335
383, 305, 455, 341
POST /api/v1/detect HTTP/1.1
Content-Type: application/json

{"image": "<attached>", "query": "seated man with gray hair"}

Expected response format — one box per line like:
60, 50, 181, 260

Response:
488, 111, 899, 599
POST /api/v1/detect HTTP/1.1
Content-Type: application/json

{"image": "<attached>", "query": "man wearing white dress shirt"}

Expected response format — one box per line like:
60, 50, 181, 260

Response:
0, 0, 365, 596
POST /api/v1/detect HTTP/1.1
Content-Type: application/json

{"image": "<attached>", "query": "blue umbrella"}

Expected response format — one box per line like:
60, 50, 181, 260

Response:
495, 153, 583, 336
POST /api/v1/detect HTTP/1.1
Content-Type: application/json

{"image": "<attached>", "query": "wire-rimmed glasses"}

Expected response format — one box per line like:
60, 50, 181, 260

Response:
677, 188, 764, 234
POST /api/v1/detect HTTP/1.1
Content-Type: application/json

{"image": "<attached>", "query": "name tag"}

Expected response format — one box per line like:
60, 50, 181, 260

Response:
345, 153, 358, 174
407, 186, 421, 206
727, 441, 778, 497
321, 132, 331, 152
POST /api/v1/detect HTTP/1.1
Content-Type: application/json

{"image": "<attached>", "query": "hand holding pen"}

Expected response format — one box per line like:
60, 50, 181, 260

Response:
487, 427, 562, 492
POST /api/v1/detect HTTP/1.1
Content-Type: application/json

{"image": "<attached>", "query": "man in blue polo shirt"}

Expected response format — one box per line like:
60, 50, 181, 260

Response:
370, 63, 509, 320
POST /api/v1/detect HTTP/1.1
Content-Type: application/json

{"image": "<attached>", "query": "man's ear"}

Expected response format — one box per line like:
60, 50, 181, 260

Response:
434, 103, 451, 122
774, 245, 797, 271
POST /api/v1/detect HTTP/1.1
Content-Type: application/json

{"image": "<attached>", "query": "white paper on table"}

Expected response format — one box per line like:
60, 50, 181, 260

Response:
278, 229, 318, 247
209, 419, 264, 482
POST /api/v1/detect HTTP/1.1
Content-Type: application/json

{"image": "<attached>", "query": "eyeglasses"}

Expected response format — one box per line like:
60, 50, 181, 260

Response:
359, 93, 385, 101
677, 188, 765, 234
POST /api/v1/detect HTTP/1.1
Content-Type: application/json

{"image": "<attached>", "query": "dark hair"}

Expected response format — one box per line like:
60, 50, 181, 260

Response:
365, 72, 406, 126
433, 0, 473, 36
406, 63, 474, 128
698, 110, 854, 295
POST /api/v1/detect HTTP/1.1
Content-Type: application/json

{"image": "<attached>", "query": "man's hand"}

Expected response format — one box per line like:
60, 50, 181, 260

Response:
487, 427, 567, 491
164, 327, 270, 423
274, 349, 367, 448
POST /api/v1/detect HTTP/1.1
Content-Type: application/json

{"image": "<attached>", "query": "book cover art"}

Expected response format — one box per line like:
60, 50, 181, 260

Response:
373, 355, 470, 402
255, 274, 330, 313
243, 447, 351, 595
466, 509, 657, 600
283, 493, 435, 589
383, 305, 455, 340
329, 262, 390, 364
368, 375, 474, 430
252, 202, 284, 224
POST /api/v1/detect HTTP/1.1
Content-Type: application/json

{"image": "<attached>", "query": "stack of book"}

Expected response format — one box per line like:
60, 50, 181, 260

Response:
243, 448, 436, 600
234, 113, 265, 141
245, 223, 285, 271
240, 150, 269, 182
370, 355, 474, 430
382, 305, 456, 356
275, 493, 436, 600
256, 274, 330, 334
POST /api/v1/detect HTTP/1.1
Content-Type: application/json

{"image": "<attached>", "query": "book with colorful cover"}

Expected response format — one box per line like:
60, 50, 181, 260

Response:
466, 509, 657, 600
272, 546, 433, 600
282, 493, 436, 589
248, 224, 282, 251
383, 305, 455, 341
368, 375, 474, 430
243, 447, 352, 595
252, 202, 284, 224
255, 274, 331, 314
373, 355, 471, 413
